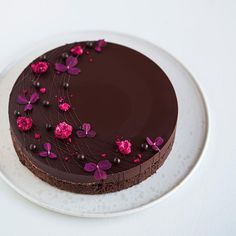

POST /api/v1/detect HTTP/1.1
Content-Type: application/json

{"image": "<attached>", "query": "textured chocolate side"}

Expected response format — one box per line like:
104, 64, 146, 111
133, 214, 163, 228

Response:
11, 128, 175, 194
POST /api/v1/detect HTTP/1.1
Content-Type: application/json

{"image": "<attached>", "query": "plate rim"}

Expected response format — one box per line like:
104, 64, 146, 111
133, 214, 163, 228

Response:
0, 30, 210, 218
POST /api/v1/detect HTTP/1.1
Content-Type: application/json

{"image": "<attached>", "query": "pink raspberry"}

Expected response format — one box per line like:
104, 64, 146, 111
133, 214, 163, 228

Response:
16, 116, 33, 131
31, 61, 48, 74
54, 122, 73, 139
116, 139, 132, 155
70, 45, 83, 56
59, 102, 70, 112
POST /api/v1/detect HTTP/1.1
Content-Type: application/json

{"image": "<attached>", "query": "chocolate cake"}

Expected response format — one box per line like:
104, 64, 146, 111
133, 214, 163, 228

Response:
8, 40, 178, 194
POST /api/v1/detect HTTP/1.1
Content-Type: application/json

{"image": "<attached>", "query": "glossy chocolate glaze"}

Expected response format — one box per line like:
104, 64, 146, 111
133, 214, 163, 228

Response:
9, 41, 178, 190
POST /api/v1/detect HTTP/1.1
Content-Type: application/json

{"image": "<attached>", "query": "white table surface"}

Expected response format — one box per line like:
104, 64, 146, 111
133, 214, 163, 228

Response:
0, 0, 235, 235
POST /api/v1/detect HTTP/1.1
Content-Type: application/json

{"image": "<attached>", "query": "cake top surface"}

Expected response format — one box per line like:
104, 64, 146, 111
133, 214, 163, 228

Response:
9, 40, 178, 183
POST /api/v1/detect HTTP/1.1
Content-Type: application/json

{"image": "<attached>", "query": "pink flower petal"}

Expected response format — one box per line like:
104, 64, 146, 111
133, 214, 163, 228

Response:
24, 104, 33, 111
58, 97, 64, 103
94, 168, 107, 180
95, 39, 107, 52
66, 56, 78, 68
97, 39, 107, 48
84, 162, 97, 172
137, 153, 142, 159
146, 137, 154, 146
76, 130, 86, 138
97, 160, 112, 170
82, 123, 91, 134
34, 133, 41, 139
55, 63, 67, 72
155, 137, 164, 146
68, 67, 81, 75
87, 130, 96, 137
39, 151, 48, 157
152, 145, 160, 152
49, 152, 57, 159
95, 46, 102, 52
133, 158, 140, 163
17, 95, 28, 104
30, 92, 39, 103
44, 143, 51, 151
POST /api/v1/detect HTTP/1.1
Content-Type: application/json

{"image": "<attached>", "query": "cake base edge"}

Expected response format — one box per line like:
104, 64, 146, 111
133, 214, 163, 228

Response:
10, 129, 176, 194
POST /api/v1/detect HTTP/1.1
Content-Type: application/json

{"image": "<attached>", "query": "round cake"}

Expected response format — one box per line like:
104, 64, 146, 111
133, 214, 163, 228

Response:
8, 40, 178, 194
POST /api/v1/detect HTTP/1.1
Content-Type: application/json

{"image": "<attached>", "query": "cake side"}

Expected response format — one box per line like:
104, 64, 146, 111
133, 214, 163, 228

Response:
11, 127, 176, 194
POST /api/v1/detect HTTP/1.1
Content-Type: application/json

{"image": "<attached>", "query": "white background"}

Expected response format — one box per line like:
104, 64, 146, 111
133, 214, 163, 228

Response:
0, 0, 235, 235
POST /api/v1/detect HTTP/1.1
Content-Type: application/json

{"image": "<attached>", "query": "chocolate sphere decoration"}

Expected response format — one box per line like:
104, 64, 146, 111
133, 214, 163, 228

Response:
141, 143, 149, 150
39, 54, 47, 61
63, 82, 69, 89
33, 81, 40, 88
76, 154, 85, 161
29, 144, 37, 151
113, 157, 121, 164
14, 110, 21, 117
45, 123, 52, 130
86, 41, 94, 48
61, 52, 69, 59
43, 100, 50, 107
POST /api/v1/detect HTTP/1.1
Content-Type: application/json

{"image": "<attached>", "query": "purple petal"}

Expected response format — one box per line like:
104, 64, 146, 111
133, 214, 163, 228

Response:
87, 130, 96, 138
152, 145, 160, 152
97, 39, 107, 48
66, 56, 78, 68
17, 95, 28, 104
39, 151, 48, 157
30, 92, 39, 103
49, 152, 57, 159
155, 137, 164, 146
82, 123, 91, 134
146, 137, 154, 146
24, 104, 33, 111
55, 63, 67, 72
95, 46, 102, 52
97, 160, 112, 170
68, 67, 81, 75
84, 162, 97, 172
76, 130, 86, 138
94, 169, 107, 180
43, 143, 51, 151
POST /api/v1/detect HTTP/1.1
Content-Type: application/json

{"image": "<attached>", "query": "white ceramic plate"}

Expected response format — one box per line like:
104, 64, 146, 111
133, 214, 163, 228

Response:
0, 31, 209, 217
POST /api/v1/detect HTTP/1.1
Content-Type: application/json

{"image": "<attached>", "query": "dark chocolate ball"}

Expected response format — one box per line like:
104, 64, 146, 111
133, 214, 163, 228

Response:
45, 123, 52, 130
141, 143, 149, 150
33, 81, 40, 88
43, 100, 50, 107
113, 157, 121, 164
14, 110, 21, 117
85, 41, 94, 48
29, 144, 37, 151
61, 52, 69, 59
63, 82, 69, 89
39, 54, 47, 61
76, 154, 85, 161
